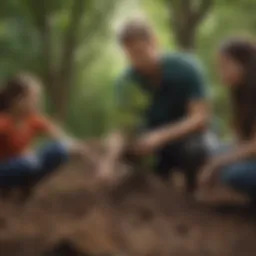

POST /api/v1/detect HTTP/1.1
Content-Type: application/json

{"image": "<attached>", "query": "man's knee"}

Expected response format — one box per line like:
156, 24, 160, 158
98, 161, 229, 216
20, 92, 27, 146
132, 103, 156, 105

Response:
181, 135, 209, 192
183, 136, 209, 167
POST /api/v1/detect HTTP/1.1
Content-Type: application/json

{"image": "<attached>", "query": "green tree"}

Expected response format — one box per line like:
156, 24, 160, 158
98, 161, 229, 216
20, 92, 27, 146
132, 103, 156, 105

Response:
143, 0, 256, 137
0, 0, 120, 122
164, 0, 213, 50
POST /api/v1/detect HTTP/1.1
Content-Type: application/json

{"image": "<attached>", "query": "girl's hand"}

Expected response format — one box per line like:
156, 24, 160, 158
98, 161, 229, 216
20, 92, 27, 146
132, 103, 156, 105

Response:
71, 142, 97, 164
71, 142, 85, 156
199, 162, 220, 187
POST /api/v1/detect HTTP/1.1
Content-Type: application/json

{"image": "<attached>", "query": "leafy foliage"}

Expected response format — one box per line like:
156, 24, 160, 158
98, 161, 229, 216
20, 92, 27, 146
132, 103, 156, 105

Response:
0, 0, 255, 137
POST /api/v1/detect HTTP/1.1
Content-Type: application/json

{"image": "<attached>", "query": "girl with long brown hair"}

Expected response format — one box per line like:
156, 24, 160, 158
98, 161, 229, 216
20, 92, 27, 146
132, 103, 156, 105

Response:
201, 38, 256, 199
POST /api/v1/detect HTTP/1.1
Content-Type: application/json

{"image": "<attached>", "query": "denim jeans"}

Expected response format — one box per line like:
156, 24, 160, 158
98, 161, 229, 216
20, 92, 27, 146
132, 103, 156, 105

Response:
213, 143, 256, 198
0, 142, 69, 186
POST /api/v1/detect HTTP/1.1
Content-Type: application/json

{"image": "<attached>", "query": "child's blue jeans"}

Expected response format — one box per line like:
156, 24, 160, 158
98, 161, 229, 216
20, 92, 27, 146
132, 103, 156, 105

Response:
0, 142, 69, 186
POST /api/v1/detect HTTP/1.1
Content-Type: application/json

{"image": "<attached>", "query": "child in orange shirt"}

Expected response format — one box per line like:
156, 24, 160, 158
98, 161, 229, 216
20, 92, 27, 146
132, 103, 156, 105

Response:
0, 73, 85, 187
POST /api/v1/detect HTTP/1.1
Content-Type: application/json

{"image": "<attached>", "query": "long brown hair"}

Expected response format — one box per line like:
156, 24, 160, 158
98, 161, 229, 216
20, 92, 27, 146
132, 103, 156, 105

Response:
220, 38, 256, 139
0, 73, 39, 112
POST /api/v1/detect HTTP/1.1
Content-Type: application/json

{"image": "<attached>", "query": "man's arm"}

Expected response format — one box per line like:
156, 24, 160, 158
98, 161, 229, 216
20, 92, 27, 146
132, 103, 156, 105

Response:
129, 56, 210, 156
97, 72, 140, 177
129, 100, 209, 155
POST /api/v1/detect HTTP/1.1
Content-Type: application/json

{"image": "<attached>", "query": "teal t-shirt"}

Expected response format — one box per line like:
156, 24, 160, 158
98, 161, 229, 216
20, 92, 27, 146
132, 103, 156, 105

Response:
115, 52, 207, 134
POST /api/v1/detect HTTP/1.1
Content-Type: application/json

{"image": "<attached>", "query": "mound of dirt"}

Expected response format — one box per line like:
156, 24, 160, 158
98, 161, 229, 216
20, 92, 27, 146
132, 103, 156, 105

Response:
0, 152, 256, 256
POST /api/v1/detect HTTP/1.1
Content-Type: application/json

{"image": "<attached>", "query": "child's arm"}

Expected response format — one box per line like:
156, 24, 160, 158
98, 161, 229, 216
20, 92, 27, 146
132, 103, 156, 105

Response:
34, 115, 92, 159
44, 120, 76, 146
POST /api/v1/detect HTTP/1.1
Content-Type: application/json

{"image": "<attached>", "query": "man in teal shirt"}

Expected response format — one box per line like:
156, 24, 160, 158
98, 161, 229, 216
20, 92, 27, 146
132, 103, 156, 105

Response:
101, 19, 210, 192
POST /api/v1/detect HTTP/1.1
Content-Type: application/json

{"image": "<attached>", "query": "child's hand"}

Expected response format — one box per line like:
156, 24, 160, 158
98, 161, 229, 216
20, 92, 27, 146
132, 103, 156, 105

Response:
71, 142, 97, 164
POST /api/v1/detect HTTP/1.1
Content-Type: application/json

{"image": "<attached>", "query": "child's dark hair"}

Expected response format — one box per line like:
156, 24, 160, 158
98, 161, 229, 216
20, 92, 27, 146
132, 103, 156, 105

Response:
117, 19, 154, 45
0, 73, 39, 112
220, 37, 256, 139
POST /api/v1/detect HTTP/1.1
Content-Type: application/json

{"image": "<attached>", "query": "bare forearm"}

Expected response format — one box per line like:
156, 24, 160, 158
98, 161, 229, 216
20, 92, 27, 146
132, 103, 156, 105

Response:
130, 113, 207, 156
103, 132, 126, 161
47, 123, 75, 145
211, 141, 256, 168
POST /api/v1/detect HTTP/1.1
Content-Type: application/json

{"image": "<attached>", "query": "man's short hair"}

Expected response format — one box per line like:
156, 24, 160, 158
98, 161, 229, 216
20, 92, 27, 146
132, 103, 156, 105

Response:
117, 19, 154, 44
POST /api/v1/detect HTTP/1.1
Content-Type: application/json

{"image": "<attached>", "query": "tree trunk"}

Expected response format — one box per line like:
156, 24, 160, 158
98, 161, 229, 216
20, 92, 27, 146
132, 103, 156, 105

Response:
53, 0, 85, 122
169, 0, 213, 51
25, 0, 86, 123
173, 22, 197, 50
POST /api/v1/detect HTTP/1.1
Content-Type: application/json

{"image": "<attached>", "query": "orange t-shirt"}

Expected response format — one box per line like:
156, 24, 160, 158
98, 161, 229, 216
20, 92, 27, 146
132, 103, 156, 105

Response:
0, 113, 51, 160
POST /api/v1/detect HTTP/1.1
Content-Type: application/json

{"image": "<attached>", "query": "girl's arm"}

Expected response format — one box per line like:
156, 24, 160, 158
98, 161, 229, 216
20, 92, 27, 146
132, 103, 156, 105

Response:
44, 121, 76, 146
35, 115, 94, 160
209, 124, 256, 169
200, 136, 256, 186
209, 140, 256, 169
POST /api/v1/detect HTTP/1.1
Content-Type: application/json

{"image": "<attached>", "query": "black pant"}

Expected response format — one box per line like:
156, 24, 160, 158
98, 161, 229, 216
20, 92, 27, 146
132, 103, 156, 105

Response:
154, 133, 209, 192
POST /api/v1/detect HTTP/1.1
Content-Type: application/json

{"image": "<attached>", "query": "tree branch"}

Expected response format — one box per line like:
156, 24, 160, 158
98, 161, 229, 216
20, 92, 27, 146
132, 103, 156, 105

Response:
23, 0, 55, 90
59, 0, 85, 82
192, 0, 213, 25
81, 0, 117, 42
53, 0, 85, 120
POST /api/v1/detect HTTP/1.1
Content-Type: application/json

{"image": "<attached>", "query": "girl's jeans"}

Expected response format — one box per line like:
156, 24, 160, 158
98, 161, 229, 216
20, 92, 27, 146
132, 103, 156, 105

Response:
0, 142, 69, 186
213, 143, 256, 198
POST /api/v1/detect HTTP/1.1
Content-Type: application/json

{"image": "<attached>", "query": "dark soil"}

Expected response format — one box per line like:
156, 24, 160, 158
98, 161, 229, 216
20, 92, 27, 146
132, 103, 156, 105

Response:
0, 151, 255, 256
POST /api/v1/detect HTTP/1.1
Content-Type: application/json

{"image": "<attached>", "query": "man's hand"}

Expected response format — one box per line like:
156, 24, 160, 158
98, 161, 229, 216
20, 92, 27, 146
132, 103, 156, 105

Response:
130, 100, 209, 156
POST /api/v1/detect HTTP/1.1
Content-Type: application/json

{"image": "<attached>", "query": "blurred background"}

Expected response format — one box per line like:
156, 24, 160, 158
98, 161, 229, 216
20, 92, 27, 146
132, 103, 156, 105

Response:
2, 2, 256, 255
0, 0, 255, 137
